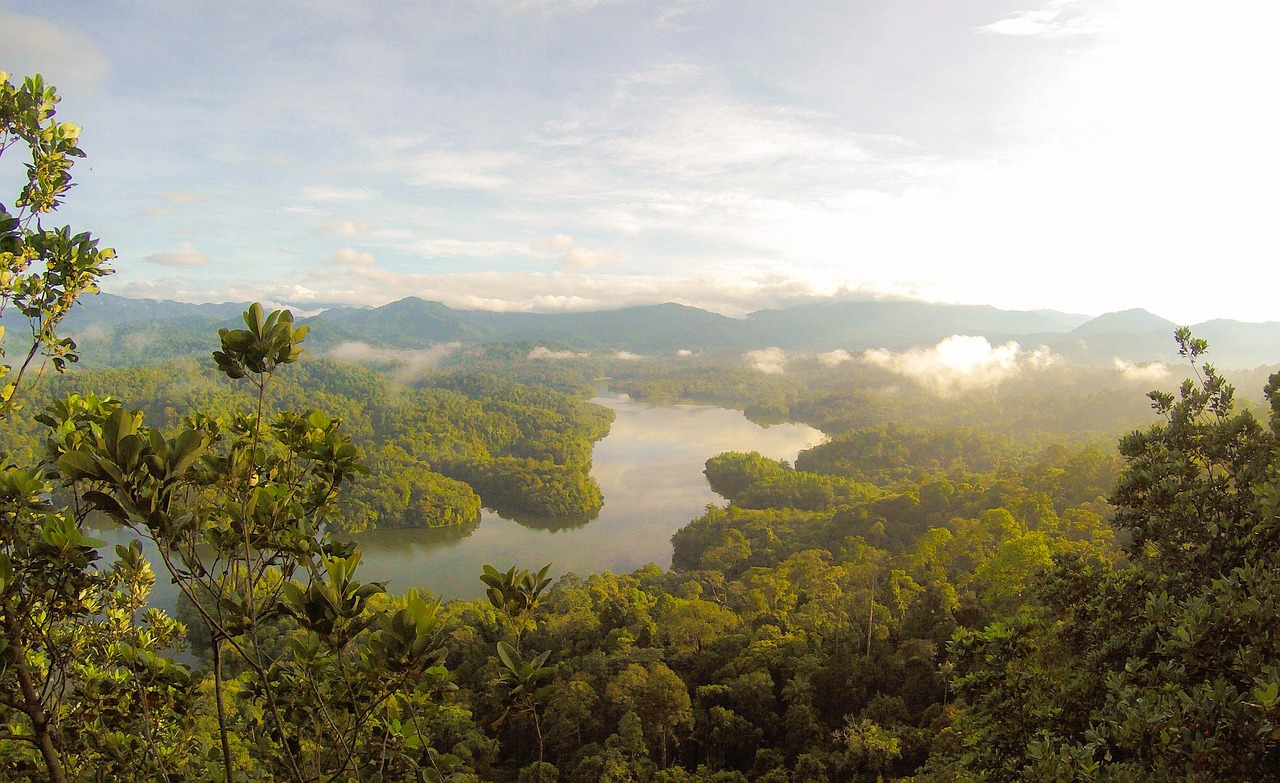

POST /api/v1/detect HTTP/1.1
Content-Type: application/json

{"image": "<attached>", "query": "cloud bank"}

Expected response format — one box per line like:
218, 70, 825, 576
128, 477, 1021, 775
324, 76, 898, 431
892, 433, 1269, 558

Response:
745, 347, 788, 375
528, 346, 589, 360
818, 349, 853, 367
143, 243, 209, 268
862, 335, 1060, 394
328, 341, 460, 381
1113, 358, 1169, 383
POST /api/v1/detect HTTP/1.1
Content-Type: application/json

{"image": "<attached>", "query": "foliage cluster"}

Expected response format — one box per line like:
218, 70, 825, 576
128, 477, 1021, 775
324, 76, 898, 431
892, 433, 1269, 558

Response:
924, 331, 1280, 781
6, 354, 613, 530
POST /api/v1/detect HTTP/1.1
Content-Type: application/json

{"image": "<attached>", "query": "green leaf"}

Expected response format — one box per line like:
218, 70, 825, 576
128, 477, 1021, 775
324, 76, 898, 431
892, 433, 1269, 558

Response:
169, 428, 206, 475
56, 449, 104, 480
496, 640, 518, 672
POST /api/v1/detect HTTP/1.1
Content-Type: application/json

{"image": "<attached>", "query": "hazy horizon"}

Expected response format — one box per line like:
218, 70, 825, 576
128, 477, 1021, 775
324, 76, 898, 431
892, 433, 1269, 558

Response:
82, 290, 1280, 328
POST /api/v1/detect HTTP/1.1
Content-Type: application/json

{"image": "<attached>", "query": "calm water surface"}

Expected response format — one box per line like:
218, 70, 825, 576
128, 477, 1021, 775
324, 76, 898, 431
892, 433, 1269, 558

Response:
98, 393, 824, 604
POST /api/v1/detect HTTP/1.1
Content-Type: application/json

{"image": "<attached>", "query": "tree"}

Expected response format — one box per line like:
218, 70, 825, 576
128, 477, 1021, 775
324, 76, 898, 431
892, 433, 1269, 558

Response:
482, 563, 553, 649
834, 716, 902, 778
1052, 330, 1280, 780
655, 596, 739, 662
0, 72, 166, 783
2, 73, 471, 782
0, 72, 114, 416
493, 640, 556, 766
703, 452, 787, 501
944, 331, 1280, 781
606, 663, 692, 768
50, 305, 464, 782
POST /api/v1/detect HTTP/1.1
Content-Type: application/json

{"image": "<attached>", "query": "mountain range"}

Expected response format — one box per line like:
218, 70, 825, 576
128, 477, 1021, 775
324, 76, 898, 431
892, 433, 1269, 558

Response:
8, 293, 1280, 369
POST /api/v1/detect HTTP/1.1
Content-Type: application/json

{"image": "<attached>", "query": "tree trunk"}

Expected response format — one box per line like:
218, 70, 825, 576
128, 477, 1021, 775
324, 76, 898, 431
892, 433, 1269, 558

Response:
212, 636, 235, 783
6, 613, 69, 783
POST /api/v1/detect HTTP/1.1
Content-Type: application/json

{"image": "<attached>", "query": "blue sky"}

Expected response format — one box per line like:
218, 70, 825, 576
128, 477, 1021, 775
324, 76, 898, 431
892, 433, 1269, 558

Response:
3, 0, 1278, 322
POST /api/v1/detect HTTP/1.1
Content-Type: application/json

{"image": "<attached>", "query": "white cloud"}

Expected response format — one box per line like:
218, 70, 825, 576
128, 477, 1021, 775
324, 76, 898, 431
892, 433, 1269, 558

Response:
405, 150, 517, 189
1026, 346, 1062, 369
328, 341, 460, 381
531, 234, 617, 271
520, 76, 894, 269
560, 246, 615, 271
530, 293, 599, 310
0, 13, 109, 92
676, 348, 693, 357
261, 301, 327, 318
70, 323, 112, 343
528, 346, 589, 359
618, 61, 705, 84
562, 94, 869, 182
532, 234, 578, 252
143, 242, 209, 268
1113, 358, 1169, 383
653, 2, 706, 30
313, 217, 376, 236
500, 0, 633, 14
412, 239, 529, 258
978, 0, 1108, 39
614, 351, 644, 360
159, 191, 212, 203
862, 335, 1061, 395
745, 347, 788, 375
326, 248, 376, 267
299, 185, 378, 202
817, 349, 853, 367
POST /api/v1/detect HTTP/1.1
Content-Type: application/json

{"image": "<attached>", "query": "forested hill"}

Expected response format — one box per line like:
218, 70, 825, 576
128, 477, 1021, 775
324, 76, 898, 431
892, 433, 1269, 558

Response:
4, 358, 615, 529
21, 292, 1280, 368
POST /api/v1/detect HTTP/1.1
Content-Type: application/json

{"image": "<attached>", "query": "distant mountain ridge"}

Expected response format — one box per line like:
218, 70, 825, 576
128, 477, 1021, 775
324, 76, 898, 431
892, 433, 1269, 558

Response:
740, 300, 1089, 351
1068, 308, 1178, 337
9, 293, 1280, 369
303, 298, 1099, 356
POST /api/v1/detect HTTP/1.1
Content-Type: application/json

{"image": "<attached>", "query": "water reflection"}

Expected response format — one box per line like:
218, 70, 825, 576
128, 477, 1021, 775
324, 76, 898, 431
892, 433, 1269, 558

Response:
340, 517, 482, 553
90, 394, 825, 606
505, 509, 600, 532
352, 392, 824, 600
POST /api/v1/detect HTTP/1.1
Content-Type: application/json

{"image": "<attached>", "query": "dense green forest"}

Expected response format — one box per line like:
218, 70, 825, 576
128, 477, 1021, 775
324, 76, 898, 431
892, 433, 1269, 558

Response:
3, 357, 612, 529
4, 73, 1279, 782
608, 357, 1182, 445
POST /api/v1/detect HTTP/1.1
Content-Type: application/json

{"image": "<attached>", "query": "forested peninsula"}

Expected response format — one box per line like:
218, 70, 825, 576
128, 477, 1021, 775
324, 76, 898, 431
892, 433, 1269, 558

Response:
3, 73, 1279, 783
5, 360, 613, 530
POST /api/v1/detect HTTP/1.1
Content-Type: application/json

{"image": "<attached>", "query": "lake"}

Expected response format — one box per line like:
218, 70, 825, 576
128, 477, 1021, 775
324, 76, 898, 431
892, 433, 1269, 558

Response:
96, 392, 825, 605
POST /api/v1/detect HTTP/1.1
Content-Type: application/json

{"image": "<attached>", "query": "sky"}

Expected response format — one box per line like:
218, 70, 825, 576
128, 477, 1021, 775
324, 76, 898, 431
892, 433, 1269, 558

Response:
3, 0, 1279, 323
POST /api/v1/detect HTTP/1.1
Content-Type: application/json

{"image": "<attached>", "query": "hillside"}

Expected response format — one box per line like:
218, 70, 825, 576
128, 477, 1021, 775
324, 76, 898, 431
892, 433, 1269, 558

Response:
10, 293, 1280, 368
